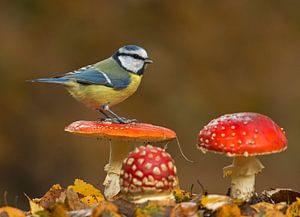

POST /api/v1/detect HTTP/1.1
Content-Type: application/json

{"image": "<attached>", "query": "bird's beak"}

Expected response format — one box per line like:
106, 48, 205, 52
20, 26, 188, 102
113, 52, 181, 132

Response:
145, 58, 153, 64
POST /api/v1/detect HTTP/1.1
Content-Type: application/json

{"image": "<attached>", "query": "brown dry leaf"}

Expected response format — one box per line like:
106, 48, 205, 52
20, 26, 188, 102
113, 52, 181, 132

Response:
215, 204, 241, 217
286, 197, 300, 217
68, 179, 104, 206
39, 186, 66, 208
251, 202, 286, 217
65, 189, 88, 211
0, 207, 26, 217
90, 202, 121, 217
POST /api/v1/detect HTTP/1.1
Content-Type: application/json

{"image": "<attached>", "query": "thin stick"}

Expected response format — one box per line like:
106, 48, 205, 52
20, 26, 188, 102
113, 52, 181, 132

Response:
3, 191, 8, 206
176, 137, 194, 163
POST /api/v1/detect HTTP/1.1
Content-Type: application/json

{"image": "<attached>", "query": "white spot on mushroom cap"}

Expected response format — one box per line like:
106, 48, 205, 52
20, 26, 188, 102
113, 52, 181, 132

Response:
135, 170, 144, 177
153, 167, 161, 176
148, 153, 153, 158
168, 161, 173, 169
137, 158, 144, 164
127, 158, 134, 165
156, 181, 164, 188
145, 162, 152, 169
161, 164, 167, 172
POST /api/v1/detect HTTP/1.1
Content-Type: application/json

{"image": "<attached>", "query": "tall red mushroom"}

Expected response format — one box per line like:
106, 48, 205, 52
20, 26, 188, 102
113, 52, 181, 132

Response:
65, 121, 176, 199
197, 112, 287, 201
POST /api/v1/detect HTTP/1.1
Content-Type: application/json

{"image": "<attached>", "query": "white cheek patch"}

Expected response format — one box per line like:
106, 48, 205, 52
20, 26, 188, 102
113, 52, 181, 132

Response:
119, 48, 148, 59
119, 56, 144, 73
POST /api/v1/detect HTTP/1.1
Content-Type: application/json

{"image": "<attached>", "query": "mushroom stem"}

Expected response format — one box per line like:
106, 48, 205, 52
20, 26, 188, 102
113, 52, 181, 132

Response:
103, 140, 134, 200
223, 156, 264, 201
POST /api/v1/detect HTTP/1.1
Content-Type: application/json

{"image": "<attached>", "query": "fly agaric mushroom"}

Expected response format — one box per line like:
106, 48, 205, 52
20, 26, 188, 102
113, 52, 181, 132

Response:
65, 121, 176, 200
197, 112, 287, 201
120, 145, 178, 203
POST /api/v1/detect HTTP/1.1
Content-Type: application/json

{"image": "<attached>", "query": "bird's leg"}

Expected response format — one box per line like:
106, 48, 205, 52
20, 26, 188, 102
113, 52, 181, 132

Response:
101, 105, 137, 124
97, 108, 111, 121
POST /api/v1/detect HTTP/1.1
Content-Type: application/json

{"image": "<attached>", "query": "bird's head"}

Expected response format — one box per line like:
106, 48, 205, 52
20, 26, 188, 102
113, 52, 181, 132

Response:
113, 45, 153, 75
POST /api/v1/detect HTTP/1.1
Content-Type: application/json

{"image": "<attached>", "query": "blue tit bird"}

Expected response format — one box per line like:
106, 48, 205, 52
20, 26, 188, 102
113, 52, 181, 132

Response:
30, 45, 153, 123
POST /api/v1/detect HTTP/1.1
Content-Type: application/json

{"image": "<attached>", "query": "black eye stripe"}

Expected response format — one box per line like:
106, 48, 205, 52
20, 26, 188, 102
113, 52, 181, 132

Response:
118, 52, 146, 61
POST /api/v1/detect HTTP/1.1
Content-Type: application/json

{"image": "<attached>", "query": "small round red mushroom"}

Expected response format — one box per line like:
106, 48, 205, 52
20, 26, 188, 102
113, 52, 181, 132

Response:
197, 112, 287, 201
120, 145, 178, 203
65, 121, 176, 200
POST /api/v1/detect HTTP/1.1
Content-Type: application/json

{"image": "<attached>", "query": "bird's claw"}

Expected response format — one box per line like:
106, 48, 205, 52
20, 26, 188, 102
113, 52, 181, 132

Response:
100, 117, 138, 124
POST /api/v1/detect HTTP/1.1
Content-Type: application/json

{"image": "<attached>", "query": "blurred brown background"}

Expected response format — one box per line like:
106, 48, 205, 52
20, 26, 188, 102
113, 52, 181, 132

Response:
0, 0, 299, 209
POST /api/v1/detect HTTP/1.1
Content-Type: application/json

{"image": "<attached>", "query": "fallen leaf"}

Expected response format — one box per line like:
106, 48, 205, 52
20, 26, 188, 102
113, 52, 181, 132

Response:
200, 194, 233, 211
286, 197, 300, 217
65, 189, 88, 211
215, 204, 241, 217
68, 179, 104, 206
90, 202, 121, 217
254, 209, 285, 217
27, 196, 50, 217
173, 189, 193, 203
39, 186, 66, 208
50, 204, 69, 217
0, 207, 25, 217
251, 202, 275, 212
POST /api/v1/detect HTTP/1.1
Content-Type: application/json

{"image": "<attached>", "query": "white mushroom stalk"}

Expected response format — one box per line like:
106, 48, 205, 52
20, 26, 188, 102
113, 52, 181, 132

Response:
103, 140, 135, 199
223, 156, 264, 201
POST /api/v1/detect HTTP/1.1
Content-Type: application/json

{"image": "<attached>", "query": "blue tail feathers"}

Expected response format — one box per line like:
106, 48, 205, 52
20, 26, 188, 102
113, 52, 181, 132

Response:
30, 77, 69, 84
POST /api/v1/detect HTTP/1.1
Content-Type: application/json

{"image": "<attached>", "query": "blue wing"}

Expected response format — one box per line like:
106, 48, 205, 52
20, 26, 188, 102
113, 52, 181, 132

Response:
64, 67, 131, 90
31, 66, 131, 90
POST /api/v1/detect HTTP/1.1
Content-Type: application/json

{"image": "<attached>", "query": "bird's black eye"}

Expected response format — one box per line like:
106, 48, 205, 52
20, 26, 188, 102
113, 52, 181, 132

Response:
133, 54, 140, 59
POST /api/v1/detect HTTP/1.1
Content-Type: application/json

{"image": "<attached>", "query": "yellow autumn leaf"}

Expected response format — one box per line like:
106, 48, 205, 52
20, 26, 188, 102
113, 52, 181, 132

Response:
287, 197, 300, 217
80, 195, 99, 206
68, 179, 104, 206
0, 207, 26, 217
201, 194, 233, 211
215, 204, 241, 217
173, 189, 193, 203
251, 202, 275, 212
51, 204, 69, 217
254, 209, 285, 217
91, 202, 121, 217
50, 184, 62, 191
27, 197, 50, 217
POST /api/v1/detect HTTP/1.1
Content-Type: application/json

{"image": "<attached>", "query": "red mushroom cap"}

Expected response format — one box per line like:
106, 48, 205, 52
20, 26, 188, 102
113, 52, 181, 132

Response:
65, 121, 176, 142
120, 145, 178, 197
197, 112, 287, 157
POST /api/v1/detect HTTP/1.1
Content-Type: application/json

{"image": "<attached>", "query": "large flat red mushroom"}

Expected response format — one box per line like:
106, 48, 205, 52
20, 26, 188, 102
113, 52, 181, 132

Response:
197, 112, 287, 201
65, 120, 176, 200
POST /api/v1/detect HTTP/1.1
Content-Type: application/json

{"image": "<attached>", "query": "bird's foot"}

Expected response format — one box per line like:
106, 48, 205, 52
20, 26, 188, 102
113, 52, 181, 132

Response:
100, 117, 138, 124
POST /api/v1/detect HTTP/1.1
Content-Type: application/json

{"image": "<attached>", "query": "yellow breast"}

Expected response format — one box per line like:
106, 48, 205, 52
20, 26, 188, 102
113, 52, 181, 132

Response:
66, 74, 142, 109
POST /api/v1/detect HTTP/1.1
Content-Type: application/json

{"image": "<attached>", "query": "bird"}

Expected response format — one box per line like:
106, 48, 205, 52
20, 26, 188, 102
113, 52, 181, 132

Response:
30, 45, 153, 123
